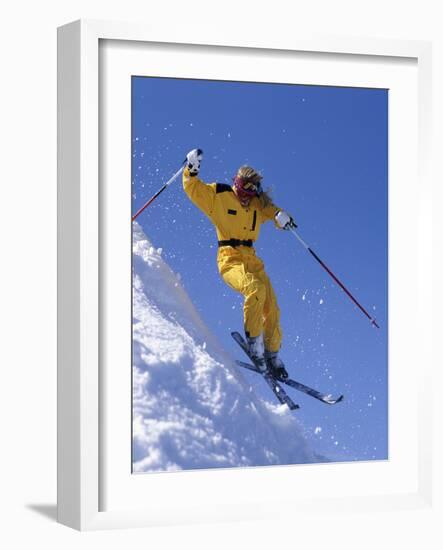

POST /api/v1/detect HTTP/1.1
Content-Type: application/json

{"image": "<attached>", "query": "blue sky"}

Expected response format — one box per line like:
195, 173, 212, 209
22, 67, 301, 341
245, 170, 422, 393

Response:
132, 76, 388, 463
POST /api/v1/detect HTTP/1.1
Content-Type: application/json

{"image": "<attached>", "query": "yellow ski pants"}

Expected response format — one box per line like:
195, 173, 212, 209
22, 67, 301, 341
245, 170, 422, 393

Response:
217, 246, 282, 352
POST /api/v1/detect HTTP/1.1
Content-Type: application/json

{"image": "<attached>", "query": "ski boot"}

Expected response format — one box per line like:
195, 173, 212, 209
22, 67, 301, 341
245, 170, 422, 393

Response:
245, 333, 267, 373
264, 350, 288, 380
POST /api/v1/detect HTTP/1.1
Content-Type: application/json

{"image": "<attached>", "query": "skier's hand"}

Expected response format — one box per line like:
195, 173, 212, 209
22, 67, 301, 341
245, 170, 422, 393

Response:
186, 148, 203, 176
275, 210, 297, 230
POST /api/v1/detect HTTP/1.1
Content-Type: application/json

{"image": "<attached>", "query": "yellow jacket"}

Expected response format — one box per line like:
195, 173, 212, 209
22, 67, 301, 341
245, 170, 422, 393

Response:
182, 167, 281, 243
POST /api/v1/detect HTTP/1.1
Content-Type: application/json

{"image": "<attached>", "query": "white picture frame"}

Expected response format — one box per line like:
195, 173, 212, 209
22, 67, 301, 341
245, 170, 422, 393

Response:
57, 19, 435, 532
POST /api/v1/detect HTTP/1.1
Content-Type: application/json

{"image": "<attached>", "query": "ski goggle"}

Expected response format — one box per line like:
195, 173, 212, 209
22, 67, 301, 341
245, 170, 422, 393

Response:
232, 176, 260, 194
242, 181, 258, 191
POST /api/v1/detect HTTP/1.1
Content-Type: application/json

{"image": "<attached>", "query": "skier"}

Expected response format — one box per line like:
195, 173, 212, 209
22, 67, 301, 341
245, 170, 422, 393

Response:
183, 148, 296, 379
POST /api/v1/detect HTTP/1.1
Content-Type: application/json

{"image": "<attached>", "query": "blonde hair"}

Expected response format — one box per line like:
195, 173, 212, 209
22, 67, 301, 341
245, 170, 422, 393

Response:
236, 165, 273, 208
237, 165, 263, 185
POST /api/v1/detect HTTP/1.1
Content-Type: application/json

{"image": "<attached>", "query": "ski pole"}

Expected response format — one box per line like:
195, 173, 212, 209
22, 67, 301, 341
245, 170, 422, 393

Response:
132, 160, 186, 222
288, 225, 379, 328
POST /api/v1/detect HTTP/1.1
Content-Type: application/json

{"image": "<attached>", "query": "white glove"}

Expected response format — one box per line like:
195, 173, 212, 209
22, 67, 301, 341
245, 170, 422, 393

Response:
186, 148, 203, 176
275, 210, 297, 230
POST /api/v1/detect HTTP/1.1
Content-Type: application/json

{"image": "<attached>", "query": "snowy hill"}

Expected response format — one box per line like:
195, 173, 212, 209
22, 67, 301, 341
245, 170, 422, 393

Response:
132, 222, 317, 473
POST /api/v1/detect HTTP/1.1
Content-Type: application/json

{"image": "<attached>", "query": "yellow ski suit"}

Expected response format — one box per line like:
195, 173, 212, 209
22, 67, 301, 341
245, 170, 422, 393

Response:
183, 167, 283, 352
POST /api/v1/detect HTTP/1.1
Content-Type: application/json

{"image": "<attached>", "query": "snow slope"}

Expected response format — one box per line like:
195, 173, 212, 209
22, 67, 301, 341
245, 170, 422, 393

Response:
132, 222, 317, 473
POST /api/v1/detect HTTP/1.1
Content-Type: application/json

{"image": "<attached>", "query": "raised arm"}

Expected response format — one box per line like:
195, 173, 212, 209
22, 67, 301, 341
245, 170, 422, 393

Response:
182, 149, 216, 217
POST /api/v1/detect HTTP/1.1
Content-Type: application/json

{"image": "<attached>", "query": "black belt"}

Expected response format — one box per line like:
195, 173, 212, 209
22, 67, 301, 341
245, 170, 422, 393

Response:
218, 239, 254, 248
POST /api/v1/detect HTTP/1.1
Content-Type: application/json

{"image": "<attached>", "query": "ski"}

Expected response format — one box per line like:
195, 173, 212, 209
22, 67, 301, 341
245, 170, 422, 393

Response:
231, 332, 300, 410
235, 359, 344, 405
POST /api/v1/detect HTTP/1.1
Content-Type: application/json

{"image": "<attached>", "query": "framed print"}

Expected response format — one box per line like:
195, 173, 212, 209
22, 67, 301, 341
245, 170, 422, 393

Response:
57, 20, 435, 531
